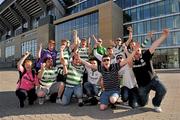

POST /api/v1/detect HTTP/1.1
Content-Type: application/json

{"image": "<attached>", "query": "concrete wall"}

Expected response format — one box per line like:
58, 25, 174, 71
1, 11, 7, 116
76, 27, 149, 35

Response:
0, 24, 54, 68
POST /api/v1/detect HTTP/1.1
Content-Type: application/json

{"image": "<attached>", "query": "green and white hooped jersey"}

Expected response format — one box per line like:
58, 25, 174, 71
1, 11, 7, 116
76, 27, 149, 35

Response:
40, 67, 62, 87
66, 63, 84, 87
78, 47, 89, 61
56, 48, 71, 68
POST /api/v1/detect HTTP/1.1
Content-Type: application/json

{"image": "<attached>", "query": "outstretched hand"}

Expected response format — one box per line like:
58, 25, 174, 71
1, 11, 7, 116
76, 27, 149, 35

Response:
162, 29, 169, 37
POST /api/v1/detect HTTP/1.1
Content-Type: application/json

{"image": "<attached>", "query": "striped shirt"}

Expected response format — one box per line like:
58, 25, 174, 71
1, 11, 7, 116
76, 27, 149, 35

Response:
66, 63, 84, 87
39, 67, 63, 88
56, 48, 71, 68
78, 47, 89, 61
98, 63, 121, 91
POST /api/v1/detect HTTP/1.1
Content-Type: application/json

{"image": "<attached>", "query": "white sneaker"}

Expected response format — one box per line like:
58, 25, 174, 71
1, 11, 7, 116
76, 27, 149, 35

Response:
56, 98, 63, 104
38, 97, 44, 105
154, 106, 162, 113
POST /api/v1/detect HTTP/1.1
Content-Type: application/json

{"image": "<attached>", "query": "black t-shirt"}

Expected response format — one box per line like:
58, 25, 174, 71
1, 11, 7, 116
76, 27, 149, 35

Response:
133, 50, 156, 87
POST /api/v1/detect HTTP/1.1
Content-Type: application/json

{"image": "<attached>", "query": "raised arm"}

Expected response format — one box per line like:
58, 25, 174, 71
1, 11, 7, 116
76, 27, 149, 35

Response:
87, 37, 92, 55
17, 51, 30, 69
70, 30, 79, 51
125, 26, 133, 46
60, 45, 68, 75
37, 63, 45, 80
37, 43, 42, 59
120, 43, 140, 66
93, 48, 102, 61
141, 31, 154, 48
149, 29, 169, 54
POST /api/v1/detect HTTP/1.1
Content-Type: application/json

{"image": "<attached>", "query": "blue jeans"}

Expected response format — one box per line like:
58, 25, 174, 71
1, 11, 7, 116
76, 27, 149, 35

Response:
100, 90, 120, 105
61, 85, 83, 105
137, 77, 167, 107
84, 82, 99, 97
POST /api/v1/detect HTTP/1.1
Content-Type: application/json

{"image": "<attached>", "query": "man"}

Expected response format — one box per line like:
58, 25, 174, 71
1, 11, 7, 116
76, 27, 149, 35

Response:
37, 54, 66, 104
35, 40, 57, 72
132, 29, 169, 112
79, 44, 139, 110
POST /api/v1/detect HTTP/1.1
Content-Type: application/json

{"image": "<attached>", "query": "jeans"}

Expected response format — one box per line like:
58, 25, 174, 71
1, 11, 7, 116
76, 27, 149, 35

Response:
121, 86, 139, 108
84, 82, 99, 97
61, 85, 83, 105
137, 77, 167, 107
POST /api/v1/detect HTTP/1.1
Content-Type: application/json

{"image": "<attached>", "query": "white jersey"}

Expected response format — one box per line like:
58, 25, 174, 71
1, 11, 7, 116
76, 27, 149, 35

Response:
85, 65, 101, 85
119, 64, 137, 89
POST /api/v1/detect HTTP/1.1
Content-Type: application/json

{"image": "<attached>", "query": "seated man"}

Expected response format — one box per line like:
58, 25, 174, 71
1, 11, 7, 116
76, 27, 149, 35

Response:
37, 55, 66, 104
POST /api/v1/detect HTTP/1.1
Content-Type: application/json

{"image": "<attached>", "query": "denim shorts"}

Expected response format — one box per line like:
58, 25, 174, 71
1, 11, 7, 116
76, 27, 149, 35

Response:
100, 90, 120, 105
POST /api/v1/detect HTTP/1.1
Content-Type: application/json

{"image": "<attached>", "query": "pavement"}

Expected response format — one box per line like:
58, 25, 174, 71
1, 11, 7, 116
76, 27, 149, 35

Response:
0, 70, 180, 120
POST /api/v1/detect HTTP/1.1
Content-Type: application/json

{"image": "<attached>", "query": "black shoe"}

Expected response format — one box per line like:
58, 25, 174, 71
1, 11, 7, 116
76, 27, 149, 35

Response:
90, 97, 98, 105
20, 100, 24, 108
28, 101, 34, 105
78, 102, 84, 107
110, 104, 116, 109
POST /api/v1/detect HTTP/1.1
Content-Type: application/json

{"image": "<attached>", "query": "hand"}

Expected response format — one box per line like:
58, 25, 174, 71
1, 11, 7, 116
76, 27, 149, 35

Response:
24, 51, 31, 56
133, 42, 140, 52
147, 31, 154, 38
162, 29, 169, 37
72, 30, 78, 36
127, 26, 133, 32
41, 63, 46, 70
60, 45, 66, 51
60, 58, 66, 65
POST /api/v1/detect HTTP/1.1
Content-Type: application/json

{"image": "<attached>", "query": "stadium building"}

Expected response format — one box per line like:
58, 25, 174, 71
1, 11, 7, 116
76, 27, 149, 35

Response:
0, 0, 180, 69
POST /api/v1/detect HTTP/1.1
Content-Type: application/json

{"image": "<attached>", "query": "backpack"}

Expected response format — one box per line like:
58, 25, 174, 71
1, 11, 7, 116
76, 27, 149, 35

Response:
17, 69, 36, 88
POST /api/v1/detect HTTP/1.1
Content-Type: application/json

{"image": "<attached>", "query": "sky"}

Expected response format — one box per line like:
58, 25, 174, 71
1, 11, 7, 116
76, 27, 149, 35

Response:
0, 0, 4, 5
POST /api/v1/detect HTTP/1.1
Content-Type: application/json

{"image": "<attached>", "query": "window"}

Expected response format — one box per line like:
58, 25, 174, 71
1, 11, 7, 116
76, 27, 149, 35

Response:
174, 15, 180, 29
5, 46, 15, 58
143, 5, 150, 19
175, 31, 180, 45
55, 12, 99, 50
21, 39, 37, 57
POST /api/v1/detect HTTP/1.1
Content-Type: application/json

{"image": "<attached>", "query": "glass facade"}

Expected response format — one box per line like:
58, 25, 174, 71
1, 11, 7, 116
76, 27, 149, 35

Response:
67, 0, 108, 15
55, 12, 99, 50
5, 46, 15, 58
114, 0, 180, 69
55, 0, 180, 69
21, 39, 37, 58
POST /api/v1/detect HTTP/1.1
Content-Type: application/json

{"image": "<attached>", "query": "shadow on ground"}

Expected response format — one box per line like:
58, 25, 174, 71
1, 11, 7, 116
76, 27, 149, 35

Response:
0, 91, 153, 119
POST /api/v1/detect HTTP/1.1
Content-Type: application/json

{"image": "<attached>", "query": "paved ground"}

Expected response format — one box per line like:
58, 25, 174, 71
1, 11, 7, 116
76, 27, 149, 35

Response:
0, 70, 180, 120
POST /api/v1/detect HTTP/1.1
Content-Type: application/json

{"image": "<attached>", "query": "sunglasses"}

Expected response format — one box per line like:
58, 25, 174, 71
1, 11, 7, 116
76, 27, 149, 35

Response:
102, 59, 110, 62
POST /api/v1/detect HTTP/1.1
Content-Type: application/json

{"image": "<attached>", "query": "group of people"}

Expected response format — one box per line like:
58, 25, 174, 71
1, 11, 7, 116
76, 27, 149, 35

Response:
15, 26, 169, 113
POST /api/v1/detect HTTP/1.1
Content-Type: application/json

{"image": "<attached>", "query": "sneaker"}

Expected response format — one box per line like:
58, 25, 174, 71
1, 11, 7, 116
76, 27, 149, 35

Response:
56, 98, 63, 104
154, 106, 162, 113
38, 97, 44, 105
78, 102, 84, 107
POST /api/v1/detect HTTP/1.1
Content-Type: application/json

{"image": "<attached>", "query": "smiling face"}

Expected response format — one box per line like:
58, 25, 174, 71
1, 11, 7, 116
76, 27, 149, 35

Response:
48, 40, 56, 51
81, 39, 87, 48
102, 56, 111, 69
45, 57, 53, 68
24, 60, 32, 71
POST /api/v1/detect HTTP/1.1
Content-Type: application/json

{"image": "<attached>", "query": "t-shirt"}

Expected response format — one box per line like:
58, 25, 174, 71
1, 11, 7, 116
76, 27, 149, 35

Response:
17, 66, 39, 91
78, 47, 89, 61
133, 50, 156, 87
56, 48, 71, 69
98, 63, 121, 91
66, 63, 84, 87
39, 67, 62, 88
85, 65, 101, 85
120, 64, 137, 89
36, 48, 57, 70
